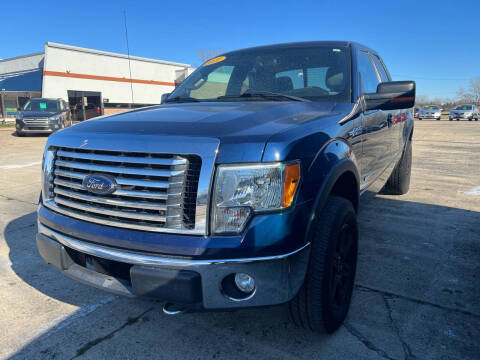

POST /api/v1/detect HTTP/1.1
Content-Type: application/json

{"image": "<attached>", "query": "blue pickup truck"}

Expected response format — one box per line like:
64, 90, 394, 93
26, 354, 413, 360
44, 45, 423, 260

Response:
36, 41, 415, 334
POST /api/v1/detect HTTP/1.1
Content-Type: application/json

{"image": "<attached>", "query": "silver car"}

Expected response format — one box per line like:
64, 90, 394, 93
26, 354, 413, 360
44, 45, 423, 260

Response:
449, 104, 479, 121
418, 105, 442, 120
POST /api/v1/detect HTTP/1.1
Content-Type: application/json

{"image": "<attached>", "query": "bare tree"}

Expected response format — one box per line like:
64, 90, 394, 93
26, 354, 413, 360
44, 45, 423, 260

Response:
415, 94, 430, 107
468, 77, 480, 105
457, 86, 474, 104
197, 49, 221, 63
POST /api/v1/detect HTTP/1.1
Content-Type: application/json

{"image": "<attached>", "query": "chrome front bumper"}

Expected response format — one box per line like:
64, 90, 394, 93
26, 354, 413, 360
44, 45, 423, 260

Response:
21, 129, 54, 133
37, 223, 310, 309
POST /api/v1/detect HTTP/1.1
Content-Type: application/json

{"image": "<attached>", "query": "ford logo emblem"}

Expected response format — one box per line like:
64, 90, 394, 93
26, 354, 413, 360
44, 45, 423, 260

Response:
82, 173, 116, 195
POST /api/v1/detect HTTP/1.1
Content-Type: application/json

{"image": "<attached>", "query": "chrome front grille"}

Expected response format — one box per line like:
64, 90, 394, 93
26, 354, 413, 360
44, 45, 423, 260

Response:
46, 147, 201, 233
24, 117, 49, 126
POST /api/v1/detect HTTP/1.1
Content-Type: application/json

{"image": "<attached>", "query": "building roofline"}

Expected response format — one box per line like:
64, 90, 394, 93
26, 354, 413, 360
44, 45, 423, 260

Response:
0, 52, 44, 63
45, 42, 191, 68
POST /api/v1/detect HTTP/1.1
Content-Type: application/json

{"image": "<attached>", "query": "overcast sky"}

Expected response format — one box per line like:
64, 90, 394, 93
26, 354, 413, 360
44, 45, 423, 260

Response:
4, 0, 479, 100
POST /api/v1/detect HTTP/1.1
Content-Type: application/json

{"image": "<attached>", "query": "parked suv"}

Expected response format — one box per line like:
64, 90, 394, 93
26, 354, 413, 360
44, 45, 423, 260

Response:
449, 104, 479, 121
418, 105, 441, 120
15, 98, 71, 136
36, 41, 415, 334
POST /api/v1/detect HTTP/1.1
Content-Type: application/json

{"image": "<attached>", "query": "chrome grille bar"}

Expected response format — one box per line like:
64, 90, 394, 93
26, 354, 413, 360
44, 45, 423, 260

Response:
56, 150, 187, 166
54, 188, 171, 211
54, 169, 172, 188
55, 159, 184, 177
54, 197, 171, 222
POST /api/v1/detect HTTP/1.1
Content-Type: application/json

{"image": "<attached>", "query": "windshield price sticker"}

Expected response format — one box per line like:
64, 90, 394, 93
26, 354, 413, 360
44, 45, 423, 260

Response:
40, 102, 47, 109
203, 56, 226, 66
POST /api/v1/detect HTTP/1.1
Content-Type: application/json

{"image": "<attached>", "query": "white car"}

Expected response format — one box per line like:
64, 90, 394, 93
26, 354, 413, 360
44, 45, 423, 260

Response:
449, 104, 479, 121
418, 105, 442, 120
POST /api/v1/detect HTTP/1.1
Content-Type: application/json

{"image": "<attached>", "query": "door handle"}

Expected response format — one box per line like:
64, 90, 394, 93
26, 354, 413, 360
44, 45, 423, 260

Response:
387, 113, 393, 128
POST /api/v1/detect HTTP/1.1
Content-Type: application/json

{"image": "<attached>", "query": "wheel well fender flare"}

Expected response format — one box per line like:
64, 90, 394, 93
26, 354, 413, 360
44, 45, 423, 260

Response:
303, 159, 360, 244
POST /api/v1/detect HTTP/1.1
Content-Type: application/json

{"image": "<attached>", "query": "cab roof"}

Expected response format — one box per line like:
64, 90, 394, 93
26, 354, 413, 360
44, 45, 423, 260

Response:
223, 40, 374, 55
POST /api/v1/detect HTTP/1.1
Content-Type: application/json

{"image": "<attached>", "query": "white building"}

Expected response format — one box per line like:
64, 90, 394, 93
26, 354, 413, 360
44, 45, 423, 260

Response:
0, 42, 193, 121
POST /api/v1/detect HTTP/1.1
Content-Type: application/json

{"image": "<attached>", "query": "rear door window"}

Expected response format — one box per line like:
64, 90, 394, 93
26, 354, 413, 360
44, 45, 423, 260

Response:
371, 55, 389, 82
358, 51, 380, 94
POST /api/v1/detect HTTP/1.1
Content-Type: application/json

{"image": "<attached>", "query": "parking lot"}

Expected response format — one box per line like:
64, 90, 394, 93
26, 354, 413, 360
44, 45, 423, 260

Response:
0, 120, 479, 360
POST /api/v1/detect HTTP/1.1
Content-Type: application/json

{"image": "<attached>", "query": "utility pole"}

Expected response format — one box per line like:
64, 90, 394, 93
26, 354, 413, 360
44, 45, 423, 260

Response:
1, 89, 6, 123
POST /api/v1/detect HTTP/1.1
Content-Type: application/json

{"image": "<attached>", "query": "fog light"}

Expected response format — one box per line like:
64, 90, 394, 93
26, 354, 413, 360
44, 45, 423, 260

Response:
234, 273, 255, 293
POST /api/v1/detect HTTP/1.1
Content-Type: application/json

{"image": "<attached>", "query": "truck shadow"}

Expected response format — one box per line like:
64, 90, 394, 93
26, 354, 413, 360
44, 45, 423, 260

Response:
4, 195, 480, 359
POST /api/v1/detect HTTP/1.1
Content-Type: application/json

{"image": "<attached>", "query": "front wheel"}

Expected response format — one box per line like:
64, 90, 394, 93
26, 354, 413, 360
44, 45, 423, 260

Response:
289, 196, 358, 334
16, 130, 25, 137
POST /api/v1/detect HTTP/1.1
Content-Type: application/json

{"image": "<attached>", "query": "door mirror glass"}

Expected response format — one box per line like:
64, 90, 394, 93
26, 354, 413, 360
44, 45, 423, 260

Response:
364, 81, 415, 111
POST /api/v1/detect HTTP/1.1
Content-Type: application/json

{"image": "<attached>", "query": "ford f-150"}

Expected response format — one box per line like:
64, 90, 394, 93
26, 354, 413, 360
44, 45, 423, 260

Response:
36, 41, 415, 334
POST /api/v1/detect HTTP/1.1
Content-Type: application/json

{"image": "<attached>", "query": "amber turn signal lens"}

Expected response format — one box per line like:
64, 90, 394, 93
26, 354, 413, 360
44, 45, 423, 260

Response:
283, 163, 300, 207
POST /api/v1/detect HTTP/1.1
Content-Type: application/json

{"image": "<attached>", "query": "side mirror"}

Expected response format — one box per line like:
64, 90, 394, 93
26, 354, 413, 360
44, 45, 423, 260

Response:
364, 81, 415, 111
161, 93, 171, 104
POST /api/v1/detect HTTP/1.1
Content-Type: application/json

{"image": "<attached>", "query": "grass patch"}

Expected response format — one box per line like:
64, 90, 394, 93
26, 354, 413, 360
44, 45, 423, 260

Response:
0, 122, 15, 128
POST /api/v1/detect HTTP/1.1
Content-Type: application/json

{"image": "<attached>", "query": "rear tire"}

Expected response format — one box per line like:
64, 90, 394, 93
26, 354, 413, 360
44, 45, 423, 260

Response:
289, 196, 358, 334
384, 136, 412, 195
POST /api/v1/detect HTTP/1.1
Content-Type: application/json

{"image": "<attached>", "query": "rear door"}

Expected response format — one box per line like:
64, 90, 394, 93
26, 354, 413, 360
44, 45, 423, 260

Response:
357, 50, 392, 190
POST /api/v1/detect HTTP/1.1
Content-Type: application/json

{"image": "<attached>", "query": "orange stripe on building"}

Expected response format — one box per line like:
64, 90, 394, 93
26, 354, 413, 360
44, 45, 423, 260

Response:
43, 70, 177, 86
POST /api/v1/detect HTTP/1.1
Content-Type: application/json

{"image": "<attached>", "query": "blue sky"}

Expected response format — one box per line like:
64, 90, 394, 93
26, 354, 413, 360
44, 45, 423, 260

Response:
4, 0, 479, 100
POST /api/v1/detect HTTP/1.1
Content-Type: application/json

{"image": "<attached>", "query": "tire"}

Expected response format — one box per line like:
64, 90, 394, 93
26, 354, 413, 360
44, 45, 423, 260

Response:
16, 130, 25, 137
289, 196, 358, 334
383, 137, 412, 195
437, 117, 440, 121
418, 117, 422, 120
449, 118, 452, 121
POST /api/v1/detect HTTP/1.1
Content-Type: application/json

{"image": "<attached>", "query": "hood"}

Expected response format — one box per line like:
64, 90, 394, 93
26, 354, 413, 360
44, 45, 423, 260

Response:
20, 111, 59, 118
451, 109, 471, 113
58, 101, 344, 162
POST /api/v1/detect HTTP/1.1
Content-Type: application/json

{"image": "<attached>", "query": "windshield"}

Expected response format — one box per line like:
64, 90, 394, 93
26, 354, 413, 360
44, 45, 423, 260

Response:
22, 99, 60, 112
455, 105, 473, 110
423, 105, 440, 110
169, 46, 351, 103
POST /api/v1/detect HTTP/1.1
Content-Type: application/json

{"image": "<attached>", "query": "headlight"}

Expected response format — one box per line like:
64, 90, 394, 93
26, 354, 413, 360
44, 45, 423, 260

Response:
465, 112, 472, 117
42, 148, 56, 202
48, 115, 60, 121
435, 112, 441, 116
211, 162, 300, 234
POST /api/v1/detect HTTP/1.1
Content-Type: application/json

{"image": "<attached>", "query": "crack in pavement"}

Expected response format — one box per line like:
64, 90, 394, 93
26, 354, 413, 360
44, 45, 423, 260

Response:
355, 284, 479, 318
344, 323, 397, 360
0, 193, 38, 206
382, 295, 416, 360
70, 307, 153, 359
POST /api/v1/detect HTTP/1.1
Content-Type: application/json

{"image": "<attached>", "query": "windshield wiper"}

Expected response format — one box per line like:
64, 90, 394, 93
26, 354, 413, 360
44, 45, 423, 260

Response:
217, 91, 309, 102
165, 96, 200, 103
